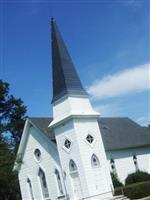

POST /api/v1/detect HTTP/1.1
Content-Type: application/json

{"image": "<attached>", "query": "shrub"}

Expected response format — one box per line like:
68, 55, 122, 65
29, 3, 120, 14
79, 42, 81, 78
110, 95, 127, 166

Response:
114, 181, 150, 199
111, 172, 123, 188
114, 187, 123, 196
124, 181, 150, 199
125, 171, 150, 185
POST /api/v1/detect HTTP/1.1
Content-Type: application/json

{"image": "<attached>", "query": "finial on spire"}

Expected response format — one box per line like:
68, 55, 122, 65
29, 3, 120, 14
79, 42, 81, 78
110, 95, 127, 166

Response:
51, 17, 54, 22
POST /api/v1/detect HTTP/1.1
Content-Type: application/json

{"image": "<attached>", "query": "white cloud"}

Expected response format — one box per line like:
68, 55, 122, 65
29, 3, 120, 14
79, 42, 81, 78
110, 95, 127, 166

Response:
94, 103, 121, 117
88, 63, 150, 100
135, 116, 149, 126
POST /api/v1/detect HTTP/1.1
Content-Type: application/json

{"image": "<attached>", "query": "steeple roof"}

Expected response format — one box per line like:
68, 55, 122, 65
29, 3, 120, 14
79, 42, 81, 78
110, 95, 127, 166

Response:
51, 18, 88, 103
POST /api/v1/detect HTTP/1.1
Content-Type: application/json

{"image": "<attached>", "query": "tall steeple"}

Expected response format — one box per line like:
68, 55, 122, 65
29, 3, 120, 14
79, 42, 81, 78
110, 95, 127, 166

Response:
50, 19, 113, 200
51, 18, 87, 103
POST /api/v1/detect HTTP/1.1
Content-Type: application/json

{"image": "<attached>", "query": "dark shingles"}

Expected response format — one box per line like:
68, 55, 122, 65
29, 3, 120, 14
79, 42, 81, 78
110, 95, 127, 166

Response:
29, 117, 55, 141
29, 117, 150, 151
51, 19, 88, 103
98, 117, 150, 150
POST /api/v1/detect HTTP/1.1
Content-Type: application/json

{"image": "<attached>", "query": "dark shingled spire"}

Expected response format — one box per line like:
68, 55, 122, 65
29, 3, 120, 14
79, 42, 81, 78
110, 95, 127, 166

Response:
51, 18, 88, 103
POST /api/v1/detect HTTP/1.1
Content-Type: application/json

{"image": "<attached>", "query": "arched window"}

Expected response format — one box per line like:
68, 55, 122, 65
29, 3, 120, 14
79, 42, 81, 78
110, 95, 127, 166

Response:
110, 158, 117, 174
69, 159, 78, 172
133, 155, 139, 171
69, 160, 82, 198
27, 178, 34, 200
34, 149, 41, 161
55, 169, 63, 195
38, 168, 49, 199
91, 154, 100, 167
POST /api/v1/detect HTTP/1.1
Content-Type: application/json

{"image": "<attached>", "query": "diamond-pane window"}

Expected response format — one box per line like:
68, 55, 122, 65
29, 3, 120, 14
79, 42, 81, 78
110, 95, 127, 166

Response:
64, 139, 71, 149
86, 134, 94, 144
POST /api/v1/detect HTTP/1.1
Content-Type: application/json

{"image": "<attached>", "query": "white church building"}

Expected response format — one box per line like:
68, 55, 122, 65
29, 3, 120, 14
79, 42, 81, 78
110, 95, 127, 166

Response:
14, 18, 150, 200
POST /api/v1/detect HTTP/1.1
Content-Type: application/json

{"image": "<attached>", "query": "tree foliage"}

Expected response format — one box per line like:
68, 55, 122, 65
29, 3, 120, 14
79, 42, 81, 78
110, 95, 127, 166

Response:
114, 181, 150, 199
0, 80, 27, 146
125, 171, 150, 185
0, 80, 27, 200
111, 172, 123, 188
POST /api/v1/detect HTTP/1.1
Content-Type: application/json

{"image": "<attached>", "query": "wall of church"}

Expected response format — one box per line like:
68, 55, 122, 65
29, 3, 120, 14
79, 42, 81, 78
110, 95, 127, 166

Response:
18, 124, 65, 200
17, 121, 150, 200
52, 96, 98, 122
54, 117, 113, 200
53, 119, 85, 199
73, 118, 113, 197
106, 146, 150, 183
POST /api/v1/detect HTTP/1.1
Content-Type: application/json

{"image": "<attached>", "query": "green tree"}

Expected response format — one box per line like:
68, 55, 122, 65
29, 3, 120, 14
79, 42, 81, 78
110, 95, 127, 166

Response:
111, 172, 123, 188
0, 80, 27, 200
0, 80, 27, 146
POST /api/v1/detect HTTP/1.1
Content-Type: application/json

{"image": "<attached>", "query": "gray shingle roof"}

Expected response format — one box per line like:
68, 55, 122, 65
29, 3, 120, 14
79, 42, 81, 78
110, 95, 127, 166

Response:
51, 18, 88, 103
29, 117, 55, 141
98, 117, 150, 150
29, 117, 150, 151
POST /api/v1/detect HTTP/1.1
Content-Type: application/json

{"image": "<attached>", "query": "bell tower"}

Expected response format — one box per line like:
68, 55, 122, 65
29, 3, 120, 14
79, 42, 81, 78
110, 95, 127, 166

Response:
49, 18, 113, 200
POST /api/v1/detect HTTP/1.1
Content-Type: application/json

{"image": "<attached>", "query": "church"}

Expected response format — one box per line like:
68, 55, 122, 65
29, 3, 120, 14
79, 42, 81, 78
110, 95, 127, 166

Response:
14, 18, 150, 200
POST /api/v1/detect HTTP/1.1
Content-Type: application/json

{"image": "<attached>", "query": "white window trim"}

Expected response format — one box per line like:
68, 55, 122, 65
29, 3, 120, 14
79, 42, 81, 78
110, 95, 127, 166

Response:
34, 148, 42, 163
62, 137, 73, 153
110, 159, 117, 175
85, 133, 96, 148
54, 168, 64, 196
91, 154, 100, 168
133, 155, 139, 171
27, 177, 34, 200
69, 159, 78, 174
38, 167, 50, 200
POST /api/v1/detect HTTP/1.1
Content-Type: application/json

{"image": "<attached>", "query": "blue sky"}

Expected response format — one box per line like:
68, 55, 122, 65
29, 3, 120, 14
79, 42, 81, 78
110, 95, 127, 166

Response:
0, 0, 149, 126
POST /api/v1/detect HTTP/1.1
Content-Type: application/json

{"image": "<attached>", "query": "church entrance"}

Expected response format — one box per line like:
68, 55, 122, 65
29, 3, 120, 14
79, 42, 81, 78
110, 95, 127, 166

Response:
69, 160, 83, 200
70, 172, 82, 199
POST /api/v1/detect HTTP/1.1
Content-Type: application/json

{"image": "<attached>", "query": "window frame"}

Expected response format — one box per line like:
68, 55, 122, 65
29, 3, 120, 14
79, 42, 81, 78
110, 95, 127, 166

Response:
85, 133, 96, 148
54, 169, 64, 196
62, 137, 72, 153
110, 158, 117, 174
69, 159, 78, 174
91, 154, 100, 168
27, 177, 34, 200
133, 155, 139, 171
34, 148, 42, 162
38, 167, 50, 200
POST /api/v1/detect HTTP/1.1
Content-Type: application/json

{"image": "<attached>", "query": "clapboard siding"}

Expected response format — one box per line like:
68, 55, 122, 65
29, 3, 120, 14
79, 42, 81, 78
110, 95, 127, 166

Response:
18, 125, 65, 200
106, 146, 150, 183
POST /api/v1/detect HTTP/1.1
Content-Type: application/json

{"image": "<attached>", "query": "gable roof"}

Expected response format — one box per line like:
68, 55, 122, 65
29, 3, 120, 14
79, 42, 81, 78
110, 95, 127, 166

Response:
98, 117, 150, 150
29, 117, 54, 140
29, 117, 150, 151
13, 118, 56, 172
51, 18, 87, 103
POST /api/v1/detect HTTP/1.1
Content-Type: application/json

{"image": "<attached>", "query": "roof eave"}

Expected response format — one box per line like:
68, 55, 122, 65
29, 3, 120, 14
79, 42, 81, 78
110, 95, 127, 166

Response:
13, 119, 31, 172
106, 143, 150, 152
